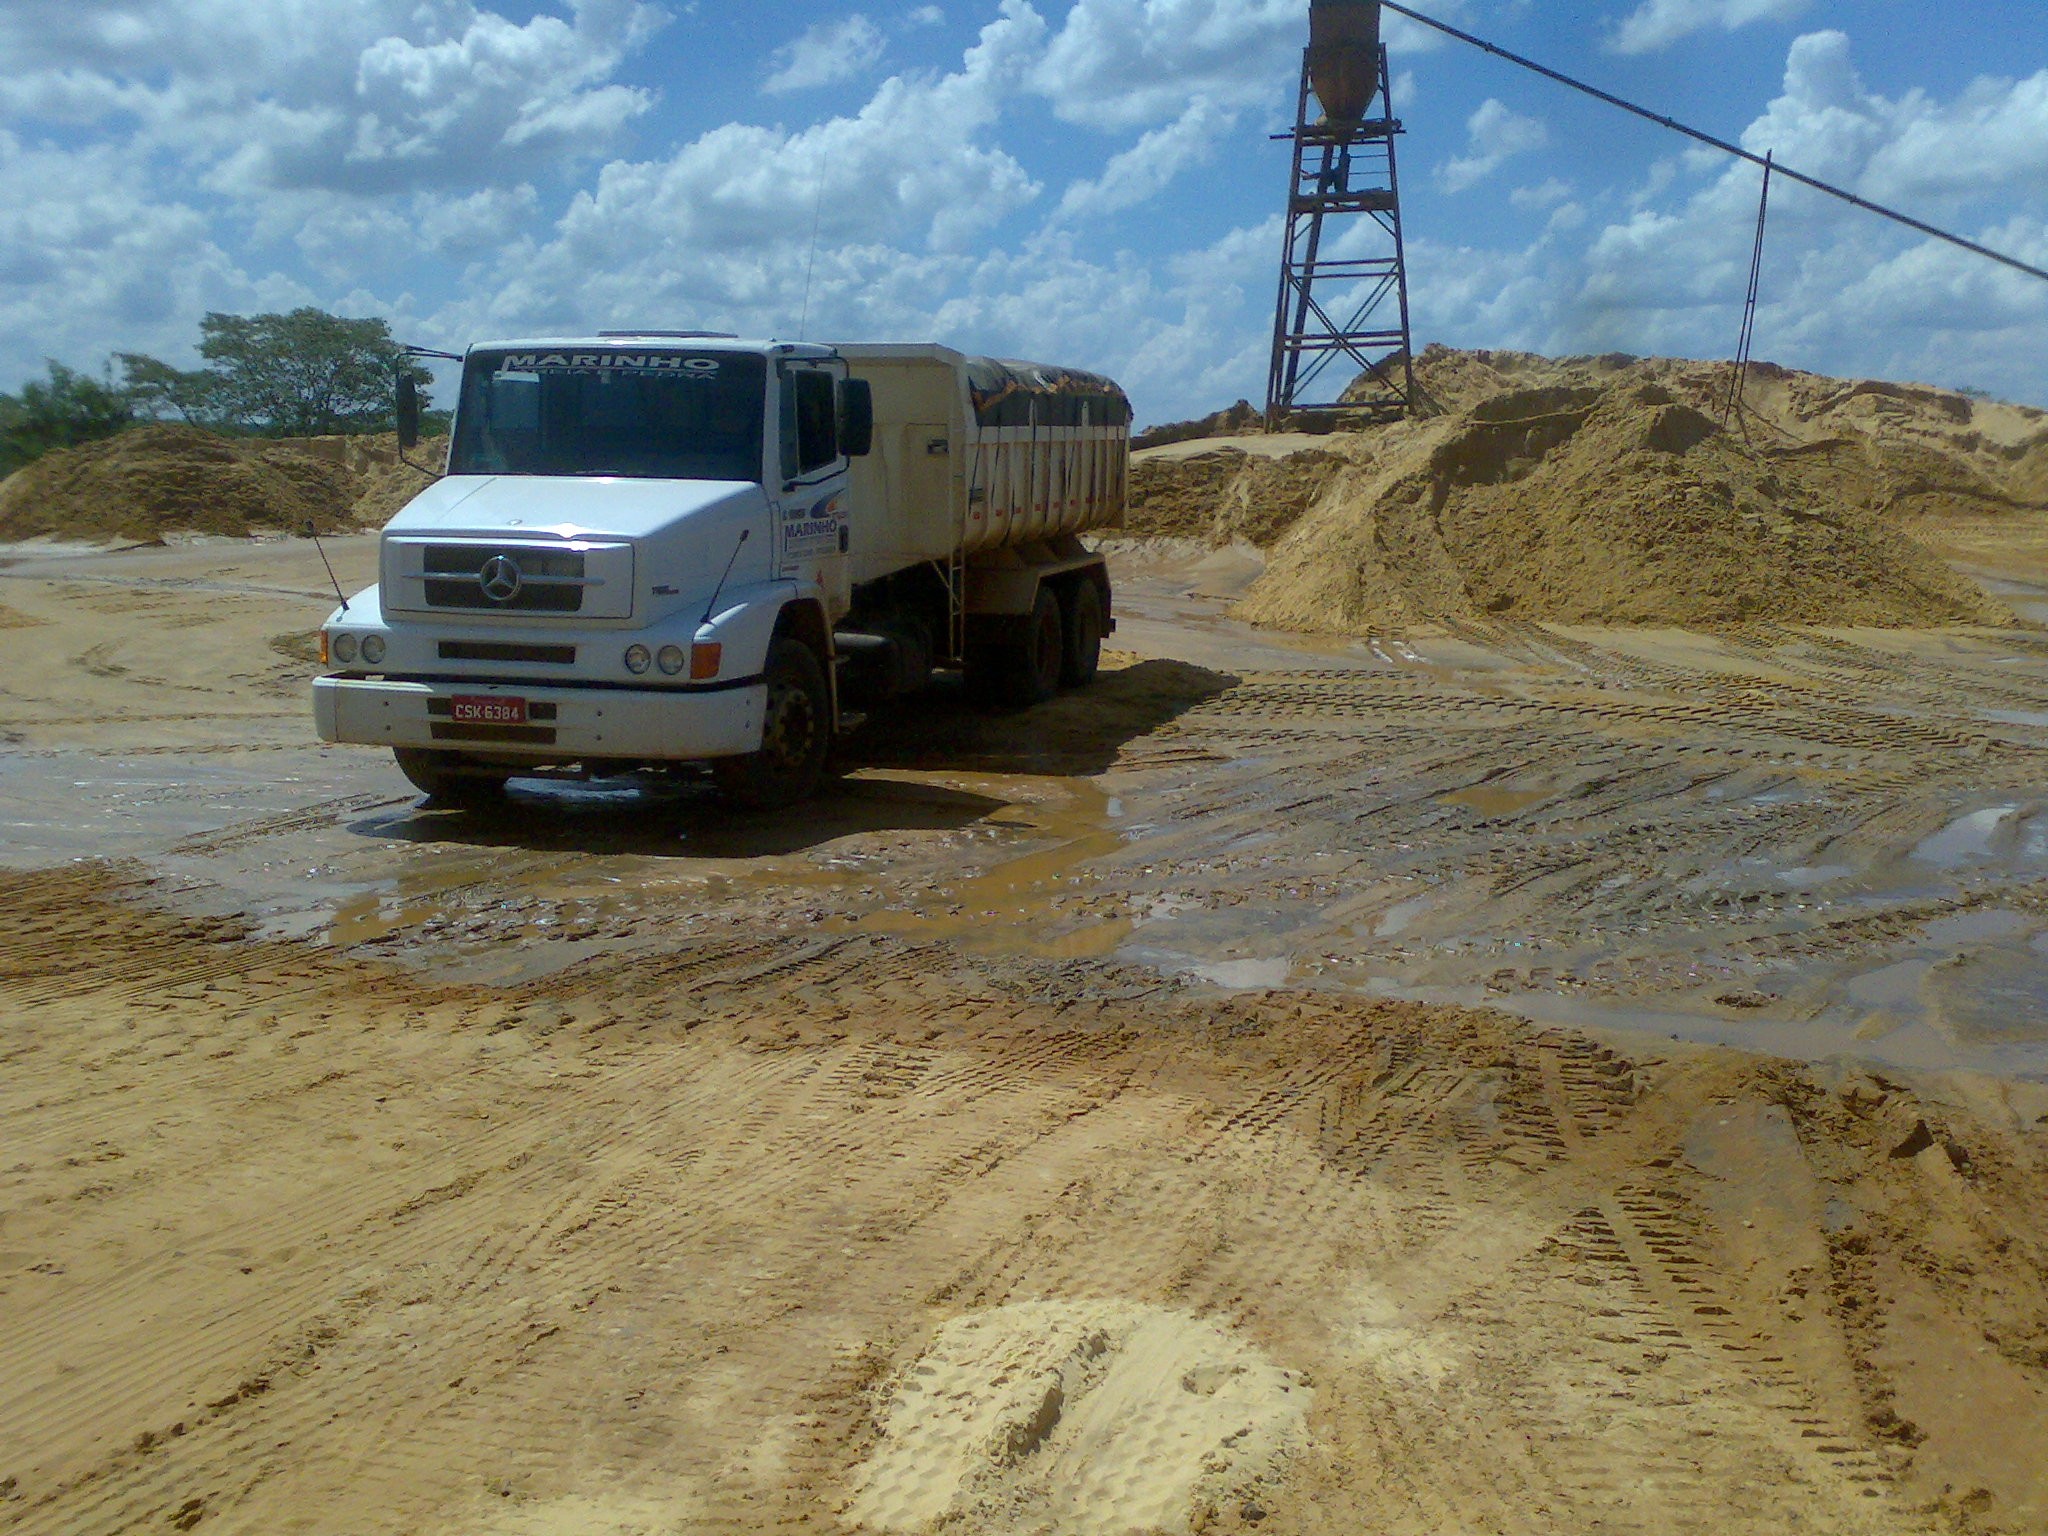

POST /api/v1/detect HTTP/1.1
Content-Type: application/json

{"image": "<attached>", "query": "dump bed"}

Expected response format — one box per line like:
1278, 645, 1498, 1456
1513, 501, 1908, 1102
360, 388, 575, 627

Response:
839, 345, 1130, 586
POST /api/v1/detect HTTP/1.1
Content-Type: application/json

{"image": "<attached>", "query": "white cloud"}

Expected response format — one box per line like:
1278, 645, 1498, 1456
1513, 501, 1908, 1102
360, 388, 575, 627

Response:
0, 0, 666, 198
0, 134, 305, 382
764, 15, 888, 95
1028, 0, 1298, 130
1609, 0, 1810, 56
1054, 100, 1235, 222
1025, 0, 1486, 132
1437, 98, 1548, 193
1740, 34, 2048, 211
908, 6, 946, 25
424, 2, 1049, 347
1510, 178, 1573, 211
1517, 33, 2048, 402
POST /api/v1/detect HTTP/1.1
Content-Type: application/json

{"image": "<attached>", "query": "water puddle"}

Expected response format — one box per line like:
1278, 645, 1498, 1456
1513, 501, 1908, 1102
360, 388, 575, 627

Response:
1912, 807, 2018, 867
1121, 948, 1294, 991
325, 849, 633, 950
840, 778, 1136, 961
1374, 894, 1436, 939
1775, 865, 1854, 886
1188, 956, 1293, 989
1443, 784, 1551, 818
1980, 708, 2048, 730
1923, 909, 2030, 945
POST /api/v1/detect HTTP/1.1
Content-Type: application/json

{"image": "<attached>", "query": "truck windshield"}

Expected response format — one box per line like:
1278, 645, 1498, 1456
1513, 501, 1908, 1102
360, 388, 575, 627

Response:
448, 349, 766, 482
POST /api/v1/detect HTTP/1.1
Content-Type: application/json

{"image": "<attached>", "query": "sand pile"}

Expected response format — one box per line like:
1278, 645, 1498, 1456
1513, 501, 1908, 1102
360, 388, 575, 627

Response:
1246, 381, 2008, 630
1126, 445, 1349, 548
1125, 349, 2035, 632
1406, 345, 2048, 517
0, 427, 446, 544
350, 437, 448, 526
1132, 399, 1263, 451
848, 1301, 1307, 1533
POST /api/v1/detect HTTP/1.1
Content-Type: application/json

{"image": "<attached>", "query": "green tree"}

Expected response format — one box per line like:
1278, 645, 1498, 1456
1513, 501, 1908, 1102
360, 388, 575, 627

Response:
0, 361, 135, 477
122, 309, 430, 439
116, 352, 223, 426
200, 308, 430, 437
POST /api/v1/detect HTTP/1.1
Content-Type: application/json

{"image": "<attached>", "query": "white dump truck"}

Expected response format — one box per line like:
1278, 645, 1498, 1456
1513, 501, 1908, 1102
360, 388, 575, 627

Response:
313, 334, 1131, 807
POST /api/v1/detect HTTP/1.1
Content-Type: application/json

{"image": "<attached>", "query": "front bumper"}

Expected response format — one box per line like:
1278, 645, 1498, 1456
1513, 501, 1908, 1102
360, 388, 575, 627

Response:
313, 675, 765, 762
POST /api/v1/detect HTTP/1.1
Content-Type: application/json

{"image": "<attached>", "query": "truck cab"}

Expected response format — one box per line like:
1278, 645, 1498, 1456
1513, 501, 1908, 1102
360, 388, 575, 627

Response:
314, 334, 1126, 809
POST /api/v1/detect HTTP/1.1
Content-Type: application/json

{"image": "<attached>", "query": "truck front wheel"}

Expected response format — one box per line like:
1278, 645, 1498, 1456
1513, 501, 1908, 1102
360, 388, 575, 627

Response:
393, 748, 507, 805
713, 638, 830, 810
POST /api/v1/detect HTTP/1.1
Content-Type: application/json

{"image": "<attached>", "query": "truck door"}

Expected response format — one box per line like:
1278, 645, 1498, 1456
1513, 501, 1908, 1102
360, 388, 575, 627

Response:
772, 360, 853, 617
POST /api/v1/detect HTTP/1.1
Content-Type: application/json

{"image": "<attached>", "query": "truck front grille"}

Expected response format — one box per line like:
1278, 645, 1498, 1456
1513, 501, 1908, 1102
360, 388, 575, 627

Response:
423, 545, 589, 614
385, 537, 633, 621
437, 641, 577, 665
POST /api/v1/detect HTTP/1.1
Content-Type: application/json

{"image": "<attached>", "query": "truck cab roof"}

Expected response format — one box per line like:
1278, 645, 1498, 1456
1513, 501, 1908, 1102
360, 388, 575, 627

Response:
467, 336, 840, 361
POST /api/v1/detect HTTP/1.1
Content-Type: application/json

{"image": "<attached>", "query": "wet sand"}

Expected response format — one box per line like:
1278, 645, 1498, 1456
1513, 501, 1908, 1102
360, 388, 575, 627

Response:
2, 535, 2047, 1534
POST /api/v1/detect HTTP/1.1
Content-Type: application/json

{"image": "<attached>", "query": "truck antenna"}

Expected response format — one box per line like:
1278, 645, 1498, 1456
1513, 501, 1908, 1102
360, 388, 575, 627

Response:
798, 146, 828, 341
306, 520, 349, 612
701, 528, 749, 626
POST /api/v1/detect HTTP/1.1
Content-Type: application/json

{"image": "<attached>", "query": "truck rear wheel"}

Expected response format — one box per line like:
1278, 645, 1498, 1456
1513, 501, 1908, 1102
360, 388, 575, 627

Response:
977, 587, 1064, 708
393, 748, 507, 805
713, 638, 830, 810
1062, 578, 1103, 688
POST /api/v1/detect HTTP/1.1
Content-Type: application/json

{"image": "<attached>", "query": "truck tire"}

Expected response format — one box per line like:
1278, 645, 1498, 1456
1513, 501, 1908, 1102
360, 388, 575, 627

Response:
985, 586, 1064, 708
1062, 578, 1103, 688
393, 748, 507, 805
713, 638, 830, 810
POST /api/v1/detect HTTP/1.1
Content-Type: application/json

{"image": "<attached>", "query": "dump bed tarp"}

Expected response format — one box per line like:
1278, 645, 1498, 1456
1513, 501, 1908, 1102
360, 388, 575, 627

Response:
964, 358, 1132, 430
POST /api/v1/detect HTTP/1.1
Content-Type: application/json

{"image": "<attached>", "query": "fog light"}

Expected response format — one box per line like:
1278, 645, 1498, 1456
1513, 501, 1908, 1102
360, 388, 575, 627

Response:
657, 644, 686, 676
360, 634, 386, 666
690, 643, 723, 680
333, 633, 359, 664
623, 644, 652, 675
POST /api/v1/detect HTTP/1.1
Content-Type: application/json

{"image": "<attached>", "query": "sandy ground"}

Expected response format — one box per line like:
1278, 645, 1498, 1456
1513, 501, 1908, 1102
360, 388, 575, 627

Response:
3, 534, 2048, 1534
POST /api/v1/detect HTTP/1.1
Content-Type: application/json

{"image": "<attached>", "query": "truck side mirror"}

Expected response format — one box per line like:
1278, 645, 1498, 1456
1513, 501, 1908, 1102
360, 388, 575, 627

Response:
839, 378, 874, 458
396, 374, 421, 450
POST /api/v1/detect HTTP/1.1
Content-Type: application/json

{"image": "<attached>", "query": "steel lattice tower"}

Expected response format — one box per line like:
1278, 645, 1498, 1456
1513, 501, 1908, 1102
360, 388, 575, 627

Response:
1266, 12, 1416, 425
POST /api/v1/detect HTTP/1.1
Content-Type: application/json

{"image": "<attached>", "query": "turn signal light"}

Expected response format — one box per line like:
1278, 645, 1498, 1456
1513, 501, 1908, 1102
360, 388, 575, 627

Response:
690, 643, 722, 680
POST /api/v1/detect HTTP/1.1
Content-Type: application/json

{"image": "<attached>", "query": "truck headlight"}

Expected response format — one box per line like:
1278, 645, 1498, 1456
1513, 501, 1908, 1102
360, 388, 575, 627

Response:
360, 635, 386, 666
332, 633, 359, 664
657, 645, 686, 676
623, 644, 652, 675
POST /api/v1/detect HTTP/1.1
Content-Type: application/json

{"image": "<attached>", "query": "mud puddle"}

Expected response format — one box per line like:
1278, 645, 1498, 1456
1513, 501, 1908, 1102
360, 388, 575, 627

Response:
0, 746, 363, 869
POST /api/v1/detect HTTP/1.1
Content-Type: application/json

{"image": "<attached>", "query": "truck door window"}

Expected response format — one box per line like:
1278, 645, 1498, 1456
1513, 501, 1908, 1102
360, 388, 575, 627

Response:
779, 367, 839, 480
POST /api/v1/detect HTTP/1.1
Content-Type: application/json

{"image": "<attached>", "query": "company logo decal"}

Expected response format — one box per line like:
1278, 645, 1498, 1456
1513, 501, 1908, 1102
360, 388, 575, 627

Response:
479, 554, 524, 603
498, 353, 723, 377
778, 494, 846, 567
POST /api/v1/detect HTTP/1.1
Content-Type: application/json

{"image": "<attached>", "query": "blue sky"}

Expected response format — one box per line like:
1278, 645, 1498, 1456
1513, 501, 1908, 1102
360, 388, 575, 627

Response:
2, 0, 2044, 425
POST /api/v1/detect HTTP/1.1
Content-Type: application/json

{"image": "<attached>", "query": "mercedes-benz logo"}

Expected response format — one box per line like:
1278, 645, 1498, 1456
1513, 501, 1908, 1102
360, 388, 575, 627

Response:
478, 554, 523, 603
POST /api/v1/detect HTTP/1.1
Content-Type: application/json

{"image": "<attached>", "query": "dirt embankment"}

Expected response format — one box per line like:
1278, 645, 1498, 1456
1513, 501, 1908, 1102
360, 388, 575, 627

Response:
1127, 349, 2041, 634
0, 426, 446, 544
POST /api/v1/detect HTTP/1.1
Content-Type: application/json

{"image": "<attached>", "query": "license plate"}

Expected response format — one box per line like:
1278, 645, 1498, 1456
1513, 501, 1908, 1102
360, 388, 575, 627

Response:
450, 695, 527, 725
